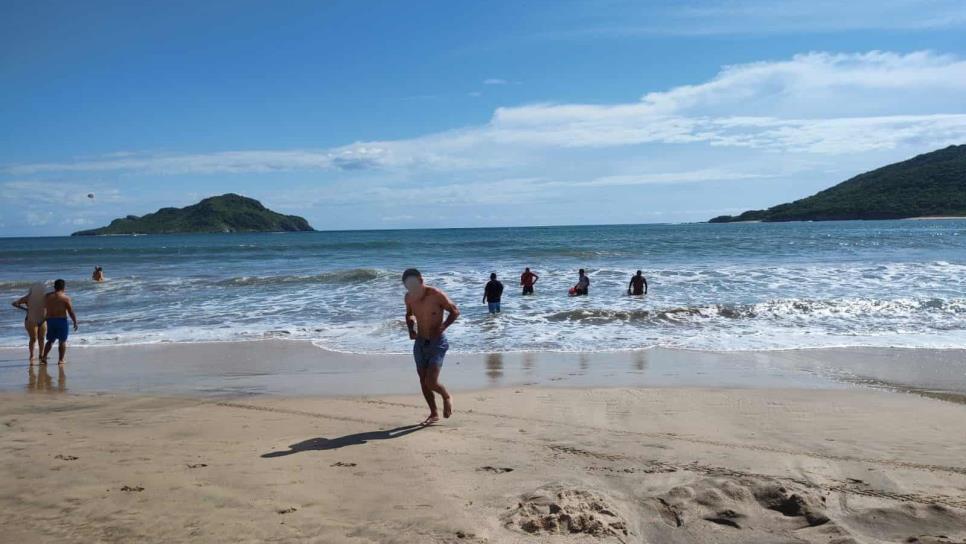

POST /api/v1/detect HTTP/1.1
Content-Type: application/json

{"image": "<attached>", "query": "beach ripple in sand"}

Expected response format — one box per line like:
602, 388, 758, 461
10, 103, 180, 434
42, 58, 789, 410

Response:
506, 476, 966, 543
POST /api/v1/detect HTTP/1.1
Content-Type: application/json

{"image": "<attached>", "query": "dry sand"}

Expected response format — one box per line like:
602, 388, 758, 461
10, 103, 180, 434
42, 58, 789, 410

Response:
2, 385, 965, 543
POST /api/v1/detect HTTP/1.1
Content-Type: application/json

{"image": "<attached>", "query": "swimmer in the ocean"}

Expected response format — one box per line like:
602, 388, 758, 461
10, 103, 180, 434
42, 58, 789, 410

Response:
628, 270, 648, 296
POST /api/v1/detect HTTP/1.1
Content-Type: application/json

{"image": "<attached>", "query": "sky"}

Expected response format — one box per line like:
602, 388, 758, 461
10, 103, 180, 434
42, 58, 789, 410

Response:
2, 0, 966, 236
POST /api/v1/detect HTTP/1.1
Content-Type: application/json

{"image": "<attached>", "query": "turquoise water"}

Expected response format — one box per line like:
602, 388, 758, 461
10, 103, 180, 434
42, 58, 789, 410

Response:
1, 221, 964, 352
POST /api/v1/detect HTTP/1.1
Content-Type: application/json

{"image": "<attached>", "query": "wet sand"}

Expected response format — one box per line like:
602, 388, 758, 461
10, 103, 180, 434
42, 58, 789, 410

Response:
1, 343, 965, 542
1, 341, 964, 399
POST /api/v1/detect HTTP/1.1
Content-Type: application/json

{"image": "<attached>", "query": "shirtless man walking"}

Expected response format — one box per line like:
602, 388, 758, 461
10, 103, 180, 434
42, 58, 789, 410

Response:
402, 269, 459, 425
41, 279, 78, 365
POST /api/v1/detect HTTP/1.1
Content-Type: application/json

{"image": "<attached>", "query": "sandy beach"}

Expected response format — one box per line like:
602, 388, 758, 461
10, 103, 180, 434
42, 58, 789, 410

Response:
1, 344, 965, 543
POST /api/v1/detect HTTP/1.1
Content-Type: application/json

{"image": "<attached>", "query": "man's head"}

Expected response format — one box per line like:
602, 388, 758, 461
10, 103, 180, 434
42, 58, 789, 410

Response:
54, 279, 66, 292
579, 269, 585, 276
525, 267, 530, 272
636, 270, 642, 276
490, 272, 497, 280
402, 268, 423, 292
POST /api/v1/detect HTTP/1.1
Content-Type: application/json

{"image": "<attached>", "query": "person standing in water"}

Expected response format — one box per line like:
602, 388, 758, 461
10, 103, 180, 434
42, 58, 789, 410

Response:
573, 269, 590, 296
11, 283, 47, 362
520, 267, 539, 295
403, 269, 459, 425
41, 279, 78, 365
628, 270, 648, 296
92, 266, 104, 282
483, 272, 504, 314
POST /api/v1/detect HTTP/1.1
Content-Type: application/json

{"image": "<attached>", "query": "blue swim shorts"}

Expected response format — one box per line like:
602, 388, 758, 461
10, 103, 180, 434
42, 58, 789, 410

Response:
413, 335, 448, 371
45, 317, 70, 343
487, 301, 501, 314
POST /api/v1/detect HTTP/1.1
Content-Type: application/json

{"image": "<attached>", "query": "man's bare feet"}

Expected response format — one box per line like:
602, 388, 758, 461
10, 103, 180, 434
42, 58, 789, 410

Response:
39, 358, 48, 365
58, 360, 65, 366
421, 414, 440, 426
443, 396, 453, 418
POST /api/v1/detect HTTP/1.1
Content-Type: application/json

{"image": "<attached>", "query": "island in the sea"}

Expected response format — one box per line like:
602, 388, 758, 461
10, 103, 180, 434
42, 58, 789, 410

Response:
709, 144, 966, 223
72, 193, 314, 235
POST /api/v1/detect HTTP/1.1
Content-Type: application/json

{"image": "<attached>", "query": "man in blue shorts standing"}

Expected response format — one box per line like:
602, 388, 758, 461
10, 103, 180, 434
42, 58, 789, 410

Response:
403, 269, 460, 425
482, 272, 504, 314
41, 279, 78, 365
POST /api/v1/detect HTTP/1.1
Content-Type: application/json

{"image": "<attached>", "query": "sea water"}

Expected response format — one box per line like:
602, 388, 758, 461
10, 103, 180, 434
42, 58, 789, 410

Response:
1, 221, 964, 353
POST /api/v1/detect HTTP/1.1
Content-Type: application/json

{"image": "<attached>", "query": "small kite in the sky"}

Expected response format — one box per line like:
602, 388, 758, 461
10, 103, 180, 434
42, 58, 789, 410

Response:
87, 193, 95, 199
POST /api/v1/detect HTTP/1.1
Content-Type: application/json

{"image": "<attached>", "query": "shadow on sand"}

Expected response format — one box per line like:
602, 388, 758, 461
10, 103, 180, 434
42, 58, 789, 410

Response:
261, 424, 426, 458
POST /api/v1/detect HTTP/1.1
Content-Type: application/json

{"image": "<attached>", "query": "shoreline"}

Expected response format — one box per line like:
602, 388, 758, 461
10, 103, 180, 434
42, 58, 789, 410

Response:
2, 340, 964, 400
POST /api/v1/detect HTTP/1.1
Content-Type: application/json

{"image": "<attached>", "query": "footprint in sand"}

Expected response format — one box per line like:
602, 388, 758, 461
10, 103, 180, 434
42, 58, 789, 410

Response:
331, 462, 357, 468
478, 466, 514, 474
54, 454, 78, 461
186, 463, 208, 469
120, 485, 144, 492
277, 507, 297, 514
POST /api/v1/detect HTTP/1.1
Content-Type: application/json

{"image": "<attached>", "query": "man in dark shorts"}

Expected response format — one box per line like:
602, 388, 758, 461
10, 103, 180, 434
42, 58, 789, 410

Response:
403, 269, 460, 425
520, 267, 539, 295
41, 279, 78, 365
628, 270, 648, 296
483, 272, 504, 313
573, 269, 590, 296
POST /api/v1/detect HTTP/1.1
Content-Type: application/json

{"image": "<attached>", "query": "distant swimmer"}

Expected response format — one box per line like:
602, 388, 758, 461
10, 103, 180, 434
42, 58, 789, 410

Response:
628, 270, 648, 296
403, 269, 460, 425
571, 269, 590, 296
41, 279, 78, 365
92, 266, 104, 282
11, 283, 47, 362
483, 272, 504, 314
520, 267, 539, 295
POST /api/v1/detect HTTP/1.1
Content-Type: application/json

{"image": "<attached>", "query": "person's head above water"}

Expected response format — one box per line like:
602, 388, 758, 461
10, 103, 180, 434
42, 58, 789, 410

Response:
579, 269, 585, 276
54, 279, 66, 292
525, 267, 530, 272
636, 270, 642, 276
402, 268, 423, 292
490, 272, 497, 280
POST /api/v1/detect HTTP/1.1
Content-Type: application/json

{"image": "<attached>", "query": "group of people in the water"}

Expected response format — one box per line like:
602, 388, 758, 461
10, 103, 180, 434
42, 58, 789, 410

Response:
481, 267, 648, 314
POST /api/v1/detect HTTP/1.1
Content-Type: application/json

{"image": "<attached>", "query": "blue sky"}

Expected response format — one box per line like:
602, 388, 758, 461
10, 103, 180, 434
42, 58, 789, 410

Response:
2, 0, 966, 236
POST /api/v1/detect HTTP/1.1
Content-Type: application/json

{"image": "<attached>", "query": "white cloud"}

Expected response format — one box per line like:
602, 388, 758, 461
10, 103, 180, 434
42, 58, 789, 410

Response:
4, 51, 965, 184
0, 180, 123, 206
483, 78, 508, 85
25, 210, 52, 226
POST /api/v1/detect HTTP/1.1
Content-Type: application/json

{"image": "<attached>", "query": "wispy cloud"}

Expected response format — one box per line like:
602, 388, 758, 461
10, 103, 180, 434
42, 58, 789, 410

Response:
6, 51, 964, 180
540, 0, 966, 38
483, 78, 508, 85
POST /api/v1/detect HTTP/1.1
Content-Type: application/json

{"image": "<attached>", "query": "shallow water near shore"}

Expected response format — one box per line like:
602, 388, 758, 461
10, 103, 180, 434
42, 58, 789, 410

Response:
2, 220, 965, 353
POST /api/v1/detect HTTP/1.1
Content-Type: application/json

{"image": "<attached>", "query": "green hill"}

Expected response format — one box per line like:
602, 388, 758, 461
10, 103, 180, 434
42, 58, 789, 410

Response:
709, 145, 966, 223
72, 194, 314, 235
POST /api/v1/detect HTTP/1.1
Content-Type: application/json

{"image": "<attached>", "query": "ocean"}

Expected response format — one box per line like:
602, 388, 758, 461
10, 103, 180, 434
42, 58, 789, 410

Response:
1, 221, 964, 353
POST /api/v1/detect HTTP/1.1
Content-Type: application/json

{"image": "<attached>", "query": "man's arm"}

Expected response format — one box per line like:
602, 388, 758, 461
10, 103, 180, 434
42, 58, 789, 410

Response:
482, 286, 488, 303
643, 277, 648, 294
439, 293, 460, 334
405, 299, 417, 340
12, 295, 28, 311
533, 274, 539, 283
66, 299, 78, 331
